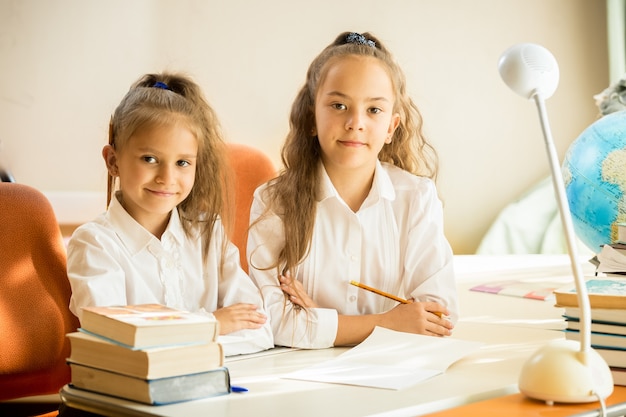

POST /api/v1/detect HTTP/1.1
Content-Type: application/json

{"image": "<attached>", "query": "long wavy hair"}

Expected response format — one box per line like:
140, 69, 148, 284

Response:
107, 72, 232, 264
258, 31, 438, 278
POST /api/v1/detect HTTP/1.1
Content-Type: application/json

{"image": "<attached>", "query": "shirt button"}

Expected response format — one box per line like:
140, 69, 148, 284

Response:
350, 255, 357, 262
349, 295, 356, 302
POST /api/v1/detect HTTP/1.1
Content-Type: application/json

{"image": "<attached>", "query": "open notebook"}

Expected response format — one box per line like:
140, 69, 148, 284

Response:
283, 326, 482, 390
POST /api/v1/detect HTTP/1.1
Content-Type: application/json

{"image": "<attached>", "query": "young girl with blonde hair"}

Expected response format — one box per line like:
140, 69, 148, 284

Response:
68, 72, 273, 355
248, 32, 458, 348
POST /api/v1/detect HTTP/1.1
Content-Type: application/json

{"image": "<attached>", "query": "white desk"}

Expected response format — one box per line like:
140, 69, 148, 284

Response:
59, 255, 601, 417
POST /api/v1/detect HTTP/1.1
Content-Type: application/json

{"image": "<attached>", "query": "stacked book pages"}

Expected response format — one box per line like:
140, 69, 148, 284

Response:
66, 304, 230, 405
554, 272, 626, 386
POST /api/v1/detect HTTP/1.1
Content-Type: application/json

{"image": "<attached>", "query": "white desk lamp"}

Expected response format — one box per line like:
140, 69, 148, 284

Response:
498, 43, 614, 404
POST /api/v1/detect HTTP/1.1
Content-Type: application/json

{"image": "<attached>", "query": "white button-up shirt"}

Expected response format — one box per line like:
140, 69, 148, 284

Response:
248, 161, 457, 349
67, 194, 273, 356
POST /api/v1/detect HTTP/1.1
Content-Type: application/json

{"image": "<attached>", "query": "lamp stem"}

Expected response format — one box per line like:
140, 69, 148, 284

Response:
533, 94, 591, 360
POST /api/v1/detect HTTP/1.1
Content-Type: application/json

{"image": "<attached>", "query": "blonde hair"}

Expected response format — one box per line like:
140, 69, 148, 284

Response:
258, 31, 438, 277
107, 72, 232, 263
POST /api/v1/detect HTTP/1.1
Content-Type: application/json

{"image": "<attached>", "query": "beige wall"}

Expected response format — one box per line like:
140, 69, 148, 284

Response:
0, 0, 608, 253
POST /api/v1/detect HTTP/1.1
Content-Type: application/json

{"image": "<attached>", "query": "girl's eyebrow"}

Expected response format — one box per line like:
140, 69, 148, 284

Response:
324, 90, 391, 103
136, 147, 197, 159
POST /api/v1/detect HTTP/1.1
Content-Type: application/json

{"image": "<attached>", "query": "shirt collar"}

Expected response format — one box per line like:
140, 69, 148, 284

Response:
107, 192, 186, 255
316, 160, 396, 206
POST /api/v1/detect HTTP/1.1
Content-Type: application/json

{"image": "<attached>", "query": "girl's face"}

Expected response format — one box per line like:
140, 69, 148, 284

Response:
314, 55, 400, 178
106, 121, 198, 234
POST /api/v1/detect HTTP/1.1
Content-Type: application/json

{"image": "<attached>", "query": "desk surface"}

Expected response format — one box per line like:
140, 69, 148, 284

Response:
60, 255, 620, 417
422, 386, 626, 417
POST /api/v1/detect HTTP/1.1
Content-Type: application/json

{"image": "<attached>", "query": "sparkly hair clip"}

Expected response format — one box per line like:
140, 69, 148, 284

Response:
153, 81, 170, 90
345, 32, 376, 48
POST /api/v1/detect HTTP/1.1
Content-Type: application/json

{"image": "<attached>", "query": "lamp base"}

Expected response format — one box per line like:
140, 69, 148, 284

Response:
519, 339, 614, 404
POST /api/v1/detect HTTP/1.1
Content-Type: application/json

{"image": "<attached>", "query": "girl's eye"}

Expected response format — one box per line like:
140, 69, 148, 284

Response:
369, 107, 382, 114
142, 156, 157, 164
332, 103, 346, 111
177, 160, 191, 167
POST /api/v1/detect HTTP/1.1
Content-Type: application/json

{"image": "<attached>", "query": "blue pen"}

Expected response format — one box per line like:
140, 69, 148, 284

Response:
231, 385, 248, 393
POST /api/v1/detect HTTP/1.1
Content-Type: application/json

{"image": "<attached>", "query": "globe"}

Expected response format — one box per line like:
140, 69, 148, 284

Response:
562, 110, 626, 253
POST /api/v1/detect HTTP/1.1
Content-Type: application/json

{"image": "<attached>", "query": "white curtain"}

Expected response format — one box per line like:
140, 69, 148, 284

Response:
607, 0, 626, 83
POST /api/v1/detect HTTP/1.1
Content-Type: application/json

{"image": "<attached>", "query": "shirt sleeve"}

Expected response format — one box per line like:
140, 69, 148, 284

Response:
67, 224, 128, 322
247, 187, 338, 349
402, 179, 459, 324
211, 223, 274, 356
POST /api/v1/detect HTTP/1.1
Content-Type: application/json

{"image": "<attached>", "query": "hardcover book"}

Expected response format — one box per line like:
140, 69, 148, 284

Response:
67, 331, 224, 379
80, 304, 219, 348
564, 329, 626, 350
562, 307, 626, 324
595, 348, 626, 368
564, 319, 626, 336
553, 278, 626, 309
69, 363, 231, 405
611, 367, 626, 386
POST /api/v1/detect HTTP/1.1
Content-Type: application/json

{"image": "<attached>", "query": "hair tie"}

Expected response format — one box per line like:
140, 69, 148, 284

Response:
153, 81, 170, 90
345, 32, 376, 48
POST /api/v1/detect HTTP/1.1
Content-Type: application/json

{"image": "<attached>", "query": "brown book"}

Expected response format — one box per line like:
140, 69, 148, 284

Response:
553, 277, 626, 309
67, 331, 223, 379
69, 363, 231, 405
80, 304, 219, 348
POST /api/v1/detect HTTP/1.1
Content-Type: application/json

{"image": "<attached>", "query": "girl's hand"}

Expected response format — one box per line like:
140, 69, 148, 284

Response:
213, 303, 267, 335
279, 274, 319, 308
381, 300, 453, 337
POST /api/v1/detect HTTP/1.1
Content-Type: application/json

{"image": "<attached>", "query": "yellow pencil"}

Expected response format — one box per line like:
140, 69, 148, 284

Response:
349, 280, 443, 318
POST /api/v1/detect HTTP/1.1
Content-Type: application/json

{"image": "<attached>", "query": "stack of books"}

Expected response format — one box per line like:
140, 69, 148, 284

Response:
66, 304, 230, 405
554, 278, 626, 386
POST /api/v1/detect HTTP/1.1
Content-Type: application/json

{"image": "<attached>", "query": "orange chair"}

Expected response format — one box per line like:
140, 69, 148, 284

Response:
0, 183, 80, 416
226, 143, 276, 272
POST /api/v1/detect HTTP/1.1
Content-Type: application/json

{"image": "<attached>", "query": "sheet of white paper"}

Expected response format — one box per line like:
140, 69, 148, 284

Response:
283, 326, 483, 390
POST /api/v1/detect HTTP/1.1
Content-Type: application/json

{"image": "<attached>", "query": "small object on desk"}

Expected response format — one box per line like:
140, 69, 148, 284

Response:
230, 385, 248, 393
349, 280, 443, 318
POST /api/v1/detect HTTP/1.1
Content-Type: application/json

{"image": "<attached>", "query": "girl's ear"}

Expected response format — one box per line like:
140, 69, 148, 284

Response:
102, 145, 119, 176
385, 113, 401, 144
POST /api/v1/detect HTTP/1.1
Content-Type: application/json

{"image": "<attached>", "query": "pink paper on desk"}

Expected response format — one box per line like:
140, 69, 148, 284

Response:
283, 327, 482, 390
469, 278, 571, 301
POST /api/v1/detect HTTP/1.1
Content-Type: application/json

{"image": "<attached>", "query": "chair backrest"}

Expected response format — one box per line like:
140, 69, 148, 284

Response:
226, 143, 276, 272
0, 183, 80, 400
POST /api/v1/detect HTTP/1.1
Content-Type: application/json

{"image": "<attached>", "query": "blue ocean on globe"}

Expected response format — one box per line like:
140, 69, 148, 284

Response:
562, 110, 626, 252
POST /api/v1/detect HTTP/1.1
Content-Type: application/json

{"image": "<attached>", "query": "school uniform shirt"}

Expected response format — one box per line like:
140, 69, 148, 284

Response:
67, 193, 273, 356
247, 161, 458, 349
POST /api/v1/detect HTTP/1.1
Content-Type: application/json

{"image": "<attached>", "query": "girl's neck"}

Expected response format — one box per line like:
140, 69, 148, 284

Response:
118, 193, 171, 239
324, 162, 375, 212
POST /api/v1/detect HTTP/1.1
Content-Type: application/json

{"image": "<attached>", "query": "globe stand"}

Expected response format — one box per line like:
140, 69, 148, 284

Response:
498, 43, 614, 405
